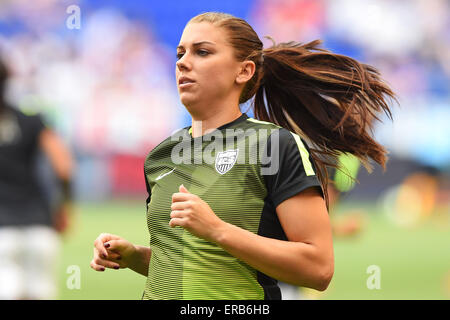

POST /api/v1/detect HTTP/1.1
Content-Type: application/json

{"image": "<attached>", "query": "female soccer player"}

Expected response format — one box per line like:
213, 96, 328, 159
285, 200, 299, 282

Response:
91, 12, 395, 300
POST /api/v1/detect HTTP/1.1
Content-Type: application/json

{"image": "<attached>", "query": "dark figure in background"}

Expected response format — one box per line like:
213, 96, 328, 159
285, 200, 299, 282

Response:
0, 56, 74, 299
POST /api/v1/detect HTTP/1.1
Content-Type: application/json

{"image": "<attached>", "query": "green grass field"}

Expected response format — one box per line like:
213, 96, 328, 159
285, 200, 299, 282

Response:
57, 199, 450, 300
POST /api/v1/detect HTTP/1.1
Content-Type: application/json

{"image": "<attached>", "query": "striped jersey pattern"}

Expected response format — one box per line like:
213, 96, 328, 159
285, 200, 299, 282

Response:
142, 113, 323, 300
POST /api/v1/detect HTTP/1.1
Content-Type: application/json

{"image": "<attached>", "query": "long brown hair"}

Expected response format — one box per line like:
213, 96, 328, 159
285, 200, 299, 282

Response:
189, 12, 397, 208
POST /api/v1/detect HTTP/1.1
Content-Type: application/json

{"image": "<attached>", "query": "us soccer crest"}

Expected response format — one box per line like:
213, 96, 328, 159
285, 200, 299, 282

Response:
215, 149, 239, 175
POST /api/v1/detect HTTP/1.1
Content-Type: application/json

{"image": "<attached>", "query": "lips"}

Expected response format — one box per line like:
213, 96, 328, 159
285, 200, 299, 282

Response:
178, 76, 195, 86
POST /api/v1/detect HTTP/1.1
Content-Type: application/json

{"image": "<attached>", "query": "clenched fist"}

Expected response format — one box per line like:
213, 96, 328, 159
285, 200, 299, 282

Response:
170, 185, 227, 243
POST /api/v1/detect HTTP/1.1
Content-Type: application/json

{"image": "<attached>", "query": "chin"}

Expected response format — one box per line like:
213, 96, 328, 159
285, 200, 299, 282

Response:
179, 94, 197, 108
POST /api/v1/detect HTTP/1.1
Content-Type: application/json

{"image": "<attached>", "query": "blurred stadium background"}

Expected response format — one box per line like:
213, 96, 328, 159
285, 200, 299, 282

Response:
0, 0, 449, 299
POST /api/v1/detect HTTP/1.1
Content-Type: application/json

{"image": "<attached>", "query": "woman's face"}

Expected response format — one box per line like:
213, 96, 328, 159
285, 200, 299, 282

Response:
176, 22, 242, 108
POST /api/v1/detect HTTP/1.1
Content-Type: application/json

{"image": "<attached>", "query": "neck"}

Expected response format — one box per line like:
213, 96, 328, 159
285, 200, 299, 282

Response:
187, 95, 242, 137
190, 107, 242, 138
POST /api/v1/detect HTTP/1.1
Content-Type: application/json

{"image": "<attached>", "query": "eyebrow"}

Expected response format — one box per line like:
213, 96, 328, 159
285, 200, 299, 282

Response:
176, 41, 215, 50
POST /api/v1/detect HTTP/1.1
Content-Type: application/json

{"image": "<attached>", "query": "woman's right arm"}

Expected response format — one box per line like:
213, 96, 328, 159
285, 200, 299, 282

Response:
90, 233, 151, 277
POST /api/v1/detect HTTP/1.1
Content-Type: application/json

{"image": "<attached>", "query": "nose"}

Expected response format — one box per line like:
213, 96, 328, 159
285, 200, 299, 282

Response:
176, 53, 191, 72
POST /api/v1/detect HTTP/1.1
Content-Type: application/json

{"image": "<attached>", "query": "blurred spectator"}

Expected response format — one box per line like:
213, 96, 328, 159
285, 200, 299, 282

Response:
250, 0, 326, 45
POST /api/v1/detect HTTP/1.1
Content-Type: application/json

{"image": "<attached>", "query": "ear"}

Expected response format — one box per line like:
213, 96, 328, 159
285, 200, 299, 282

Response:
235, 60, 256, 85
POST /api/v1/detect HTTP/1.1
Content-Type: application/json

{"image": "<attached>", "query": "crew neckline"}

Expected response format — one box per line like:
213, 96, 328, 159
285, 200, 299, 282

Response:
187, 113, 249, 138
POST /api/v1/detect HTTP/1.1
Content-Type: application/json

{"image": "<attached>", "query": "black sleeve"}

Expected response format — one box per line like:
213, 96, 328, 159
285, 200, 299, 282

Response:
28, 113, 46, 148
31, 113, 46, 135
262, 128, 324, 208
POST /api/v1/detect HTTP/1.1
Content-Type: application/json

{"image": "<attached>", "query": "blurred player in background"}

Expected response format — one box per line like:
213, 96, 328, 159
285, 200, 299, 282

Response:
328, 153, 365, 237
0, 56, 74, 299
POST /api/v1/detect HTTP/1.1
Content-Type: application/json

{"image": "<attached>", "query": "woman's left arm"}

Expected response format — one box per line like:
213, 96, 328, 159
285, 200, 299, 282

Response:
170, 185, 334, 291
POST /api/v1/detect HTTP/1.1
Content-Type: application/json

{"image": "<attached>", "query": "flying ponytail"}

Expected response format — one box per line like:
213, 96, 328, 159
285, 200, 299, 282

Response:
254, 39, 397, 206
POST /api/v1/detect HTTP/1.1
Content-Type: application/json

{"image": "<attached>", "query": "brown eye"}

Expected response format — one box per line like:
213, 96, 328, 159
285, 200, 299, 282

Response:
176, 52, 184, 60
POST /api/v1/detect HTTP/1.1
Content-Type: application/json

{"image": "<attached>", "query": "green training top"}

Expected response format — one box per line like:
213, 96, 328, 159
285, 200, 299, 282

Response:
142, 113, 323, 300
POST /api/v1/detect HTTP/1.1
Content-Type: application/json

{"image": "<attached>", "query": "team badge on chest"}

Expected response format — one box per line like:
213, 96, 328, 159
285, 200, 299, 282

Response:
215, 149, 239, 175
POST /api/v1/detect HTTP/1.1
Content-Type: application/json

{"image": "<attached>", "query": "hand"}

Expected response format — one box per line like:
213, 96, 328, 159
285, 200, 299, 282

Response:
332, 212, 364, 237
90, 233, 137, 272
170, 185, 226, 243
53, 204, 71, 234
